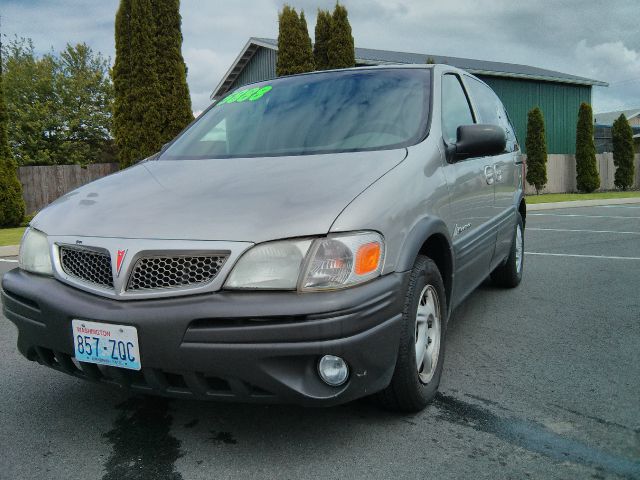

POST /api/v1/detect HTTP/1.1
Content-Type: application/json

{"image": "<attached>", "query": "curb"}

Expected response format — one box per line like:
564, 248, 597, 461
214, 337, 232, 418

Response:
527, 197, 640, 211
0, 245, 19, 257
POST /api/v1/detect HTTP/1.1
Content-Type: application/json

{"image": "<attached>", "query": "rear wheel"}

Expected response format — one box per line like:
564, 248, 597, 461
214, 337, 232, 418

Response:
491, 213, 524, 288
375, 255, 447, 412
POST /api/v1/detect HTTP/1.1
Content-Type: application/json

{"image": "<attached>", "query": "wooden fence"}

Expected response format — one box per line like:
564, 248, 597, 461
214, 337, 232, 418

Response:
524, 153, 640, 194
19, 163, 119, 214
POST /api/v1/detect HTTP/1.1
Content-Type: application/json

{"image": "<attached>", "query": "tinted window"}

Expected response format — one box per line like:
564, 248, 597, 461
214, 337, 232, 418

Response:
465, 77, 518, 151
161, 69, 431, 159
441, 74, 474, 144
500, 104, 519, 151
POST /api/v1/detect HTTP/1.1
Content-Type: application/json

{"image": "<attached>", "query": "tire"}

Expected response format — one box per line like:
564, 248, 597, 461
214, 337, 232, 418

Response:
375, 255, 447, 412
491, 212, 524, 288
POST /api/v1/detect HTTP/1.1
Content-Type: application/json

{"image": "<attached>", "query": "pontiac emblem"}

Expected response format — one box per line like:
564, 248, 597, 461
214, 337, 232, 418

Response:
116, 249, 127, 277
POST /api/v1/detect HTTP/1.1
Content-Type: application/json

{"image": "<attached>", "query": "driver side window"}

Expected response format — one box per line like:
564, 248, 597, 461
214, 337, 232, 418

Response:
441, 74, 474, 144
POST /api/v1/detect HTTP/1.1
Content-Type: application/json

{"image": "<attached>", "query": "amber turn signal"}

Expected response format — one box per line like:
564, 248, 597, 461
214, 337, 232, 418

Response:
355, 242, 381, 275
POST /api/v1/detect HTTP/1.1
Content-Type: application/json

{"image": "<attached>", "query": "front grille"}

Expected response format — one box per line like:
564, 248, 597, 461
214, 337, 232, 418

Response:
60, 246, 114, 289
126, 255, 227, 291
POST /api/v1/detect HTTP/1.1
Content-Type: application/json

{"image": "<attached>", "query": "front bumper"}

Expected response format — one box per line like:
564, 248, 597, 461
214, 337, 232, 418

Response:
1, 269, 407, 406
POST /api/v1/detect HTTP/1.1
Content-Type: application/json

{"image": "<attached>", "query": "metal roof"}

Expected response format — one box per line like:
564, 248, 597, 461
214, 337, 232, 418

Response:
211, 37, 608, 99
594, 108, 640, 125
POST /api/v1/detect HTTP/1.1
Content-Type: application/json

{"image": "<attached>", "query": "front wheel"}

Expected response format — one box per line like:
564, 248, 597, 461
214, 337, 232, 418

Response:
491, 212, 524, 288
375, 255, 447, 412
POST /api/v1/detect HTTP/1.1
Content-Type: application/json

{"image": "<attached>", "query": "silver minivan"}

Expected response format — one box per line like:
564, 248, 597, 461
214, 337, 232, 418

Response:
2, 64, 525, 412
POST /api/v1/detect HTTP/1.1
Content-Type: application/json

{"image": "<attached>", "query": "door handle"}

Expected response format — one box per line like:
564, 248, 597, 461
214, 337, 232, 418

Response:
484, 165, 495, 185
494, 163, 504, 182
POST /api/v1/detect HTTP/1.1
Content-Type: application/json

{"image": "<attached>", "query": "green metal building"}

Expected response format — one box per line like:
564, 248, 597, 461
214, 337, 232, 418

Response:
211, 38, 607, 154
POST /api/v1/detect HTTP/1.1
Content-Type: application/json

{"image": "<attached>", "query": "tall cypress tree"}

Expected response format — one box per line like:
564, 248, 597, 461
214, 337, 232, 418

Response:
128, 0, 162, 166
575, 102, 600, 193
113, 0, 133, 168
612, 114, 635, 190
115, 0, 185, 169
327, 3, 355, 69
276, 5, 315, 76
0, 30, 26, 226
298, 12, 315, 72
276, 6, 297, 76
525, 107, 548, 194
152, 0, 193, 142
313, 9, 331, 70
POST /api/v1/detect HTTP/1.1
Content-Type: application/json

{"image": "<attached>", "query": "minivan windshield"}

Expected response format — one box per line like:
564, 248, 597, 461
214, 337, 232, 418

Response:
161, 68, 431, 159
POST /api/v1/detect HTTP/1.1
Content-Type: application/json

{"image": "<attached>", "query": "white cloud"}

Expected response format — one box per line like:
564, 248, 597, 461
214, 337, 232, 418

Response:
575, 40, 640, 80
183, 47, 231, 110
4, 0, 639, 113
574, 40, 640, 111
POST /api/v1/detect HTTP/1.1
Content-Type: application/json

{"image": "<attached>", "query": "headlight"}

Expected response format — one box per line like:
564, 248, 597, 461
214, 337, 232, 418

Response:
225, 239, 313, 289
19, 228, 53, 276
224, 232, 384, 291
301, 232, 384, 291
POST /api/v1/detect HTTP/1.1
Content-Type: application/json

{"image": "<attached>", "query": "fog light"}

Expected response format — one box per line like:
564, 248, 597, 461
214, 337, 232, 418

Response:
318, 355, 349, 386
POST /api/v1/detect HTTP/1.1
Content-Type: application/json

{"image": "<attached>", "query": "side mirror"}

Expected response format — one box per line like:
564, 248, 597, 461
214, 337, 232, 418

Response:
447, 124, 506, 162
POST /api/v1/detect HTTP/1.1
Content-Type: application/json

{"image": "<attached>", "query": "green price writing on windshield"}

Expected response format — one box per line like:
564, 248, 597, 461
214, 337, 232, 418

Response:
218, 85, 273, 105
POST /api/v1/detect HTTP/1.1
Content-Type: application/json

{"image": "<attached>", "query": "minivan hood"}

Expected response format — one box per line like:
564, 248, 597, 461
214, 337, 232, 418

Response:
32, 150, 407, 242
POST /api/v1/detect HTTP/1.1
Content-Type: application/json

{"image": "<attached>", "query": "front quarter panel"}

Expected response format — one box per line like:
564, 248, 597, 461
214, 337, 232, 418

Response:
329, 136, 451, 275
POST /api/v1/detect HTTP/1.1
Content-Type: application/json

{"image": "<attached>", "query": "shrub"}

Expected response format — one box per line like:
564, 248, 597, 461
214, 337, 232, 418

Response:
152, 0, 194, 143
525, 107, 548, 194
276, 5, 315, 76
575, 103, 600, 193
114, 0, 192, 169
0, 56, 25, 227
313, 9, 332, 70
327, 3, 355, 69
612, 114, 635, 190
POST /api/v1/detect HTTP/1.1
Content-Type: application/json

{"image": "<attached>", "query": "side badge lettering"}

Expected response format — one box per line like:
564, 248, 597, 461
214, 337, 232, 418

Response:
453, 223, 472, 237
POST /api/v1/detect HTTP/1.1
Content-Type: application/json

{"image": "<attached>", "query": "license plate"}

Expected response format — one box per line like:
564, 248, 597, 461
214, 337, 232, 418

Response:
72, 320, 141, 370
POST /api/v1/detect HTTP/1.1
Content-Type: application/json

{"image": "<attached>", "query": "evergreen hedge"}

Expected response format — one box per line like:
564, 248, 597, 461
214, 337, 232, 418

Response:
525, 107, 548, 194
327, 3, 355, 69
113, 0, 135, 168
0, 44, 25, 226
113, 0, 192, 169
276, 5, 315, 76
127, 0, 163, 167
152, 0, 193, 142
313, 9, 332, 70
575, 103, 600, 193
612, 114, 635, 190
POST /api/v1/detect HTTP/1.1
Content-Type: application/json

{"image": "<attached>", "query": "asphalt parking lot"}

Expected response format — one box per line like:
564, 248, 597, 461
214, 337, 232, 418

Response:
1, 204, 639, 480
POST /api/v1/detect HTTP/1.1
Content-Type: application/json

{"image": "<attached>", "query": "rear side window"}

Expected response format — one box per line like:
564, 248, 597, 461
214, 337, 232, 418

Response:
500, 104, 519, 151
441, 74, 474, 144
464, 76, 518, 151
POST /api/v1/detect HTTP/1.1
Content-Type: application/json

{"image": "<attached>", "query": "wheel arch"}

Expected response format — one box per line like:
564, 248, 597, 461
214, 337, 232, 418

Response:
396, 217, 454, 309
518, 196, 526, 228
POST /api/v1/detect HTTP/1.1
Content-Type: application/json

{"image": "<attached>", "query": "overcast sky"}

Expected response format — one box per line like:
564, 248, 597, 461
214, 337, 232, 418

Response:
3, 0, 639, 114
